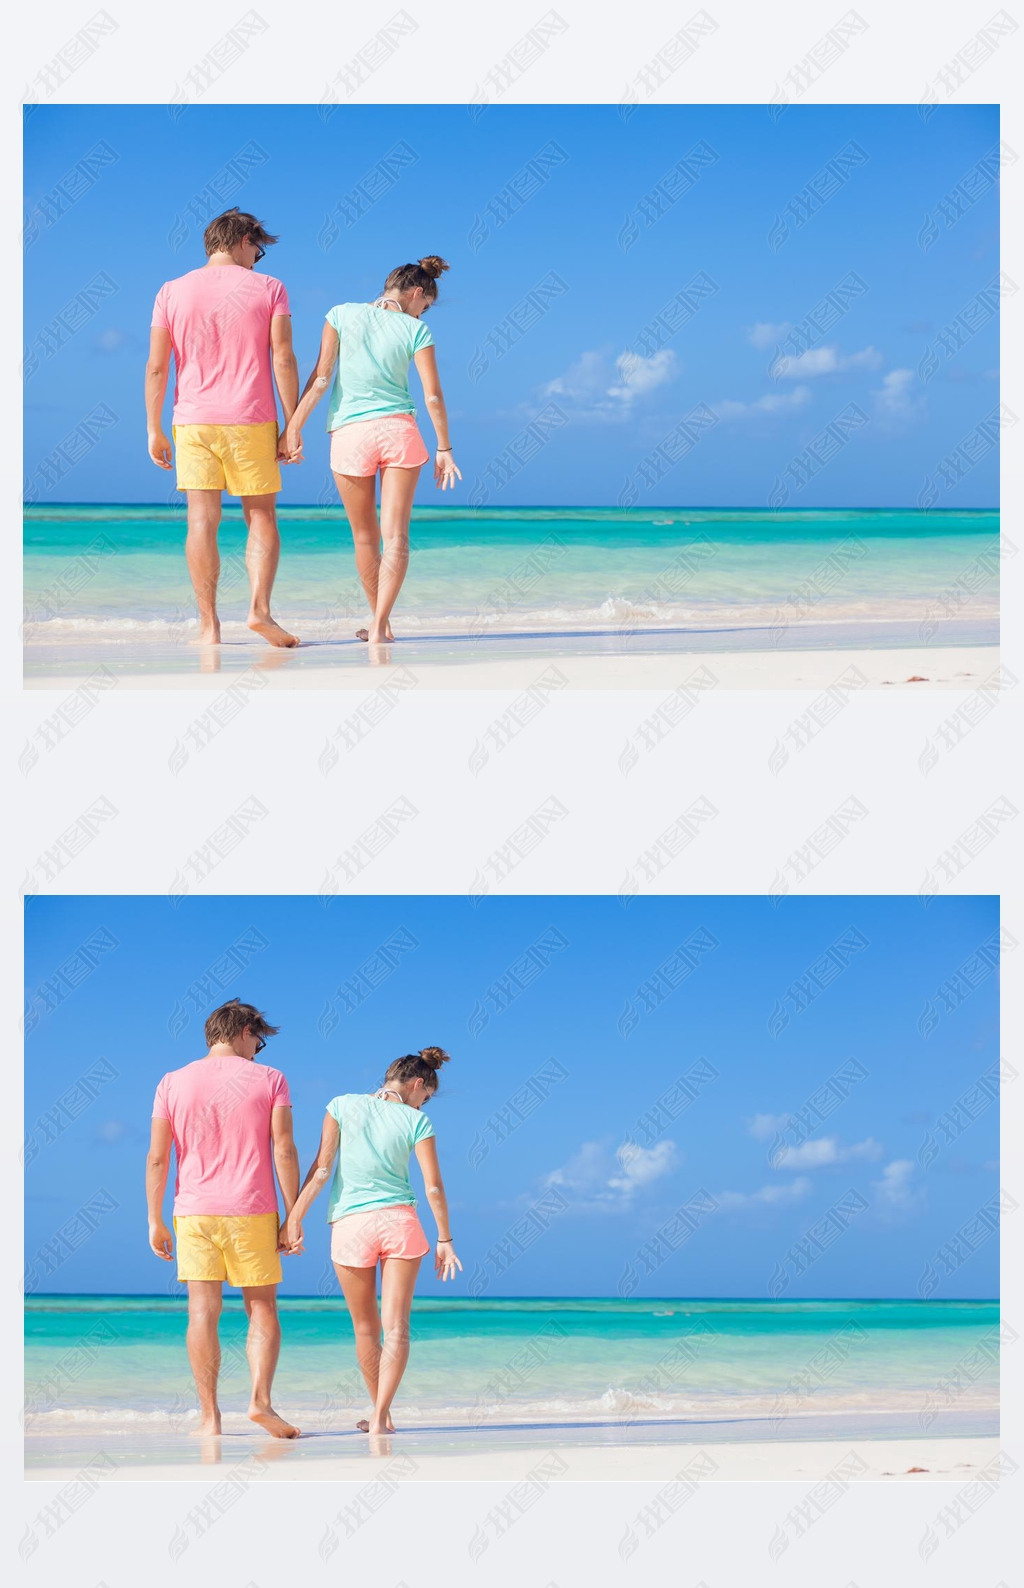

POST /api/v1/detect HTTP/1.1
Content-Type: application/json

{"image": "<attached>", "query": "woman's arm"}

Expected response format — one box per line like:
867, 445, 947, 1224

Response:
412, 347, 463, 492
413, 1136, 463, 1281
281, 321, 340, 458
280, 1112, 340, 1250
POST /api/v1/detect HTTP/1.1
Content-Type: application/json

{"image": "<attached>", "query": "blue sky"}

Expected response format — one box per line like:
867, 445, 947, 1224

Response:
25, 895, 1000, 1299
24, 104, 1000, 508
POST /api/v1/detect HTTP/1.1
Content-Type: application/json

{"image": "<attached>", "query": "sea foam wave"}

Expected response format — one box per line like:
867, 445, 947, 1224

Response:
25, 1382, 998, 1435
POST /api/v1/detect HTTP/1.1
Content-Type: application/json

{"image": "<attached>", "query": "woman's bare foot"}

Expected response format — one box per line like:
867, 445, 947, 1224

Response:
192, 1412, 222, 1436
248, 1404, 301, 1438
194, 621, 221, 645
356, 624, 395, 642
248, 613, 300, 647
356, 1415, 395, 1432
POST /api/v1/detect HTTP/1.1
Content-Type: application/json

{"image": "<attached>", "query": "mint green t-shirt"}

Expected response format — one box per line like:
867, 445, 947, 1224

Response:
325, 1092, 435, 1221
324, 302, 434, 430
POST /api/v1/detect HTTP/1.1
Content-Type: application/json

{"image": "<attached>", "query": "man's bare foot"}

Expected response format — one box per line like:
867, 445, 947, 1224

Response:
192, 1412, 222, 1436
248, 1405, 301, 1438
194, 622, 221, 646
248, 614, 300, 648
356, 1415, 395, 1432
356, 625, 395, 642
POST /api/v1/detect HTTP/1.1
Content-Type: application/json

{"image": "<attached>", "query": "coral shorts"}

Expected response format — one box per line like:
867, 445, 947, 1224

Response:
174, 1212, 282, 1287
173, 421, 281, 496
330, 1205, 430, 1268
329, 414, 430, 476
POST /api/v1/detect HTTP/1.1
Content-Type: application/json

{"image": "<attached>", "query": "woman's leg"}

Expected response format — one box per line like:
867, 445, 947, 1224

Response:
333, 1262, 388, 1427
333, 473, 385, 637
372, 465, 421, 644
372, 1255, 422, 1434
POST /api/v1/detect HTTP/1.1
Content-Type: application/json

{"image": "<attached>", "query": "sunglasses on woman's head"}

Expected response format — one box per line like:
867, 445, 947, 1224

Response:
254, 1035, 266, 1054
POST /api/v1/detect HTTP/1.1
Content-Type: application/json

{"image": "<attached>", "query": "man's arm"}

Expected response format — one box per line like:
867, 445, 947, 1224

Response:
146, 1116, 174, 1260
145, 326, 173, 469
270, 316, 299, 430
271, 1105, 300, 1222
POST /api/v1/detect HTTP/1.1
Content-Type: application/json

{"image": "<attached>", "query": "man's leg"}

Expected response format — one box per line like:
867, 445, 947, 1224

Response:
333, 1262, 386, 1429
185, 491, 223, 645
241, 1285, 300, 1437
333, 473, 385, 639
240, 495, 299, 647
186, 1280, 223, 1435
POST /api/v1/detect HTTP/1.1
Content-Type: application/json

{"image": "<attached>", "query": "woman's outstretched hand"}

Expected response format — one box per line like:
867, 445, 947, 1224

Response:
435, 1241, 462, 1281
434, 451, 462, 491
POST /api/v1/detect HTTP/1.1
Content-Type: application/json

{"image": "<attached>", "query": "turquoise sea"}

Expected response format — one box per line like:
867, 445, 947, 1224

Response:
25, 1295, 999, 1441
24, 505, 999, 651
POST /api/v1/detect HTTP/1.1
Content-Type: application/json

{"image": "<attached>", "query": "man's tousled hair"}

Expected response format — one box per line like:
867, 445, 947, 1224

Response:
203, 208, 279, 258
204, 998, 280, 1048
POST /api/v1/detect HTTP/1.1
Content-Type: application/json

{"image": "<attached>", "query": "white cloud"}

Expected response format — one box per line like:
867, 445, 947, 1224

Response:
608, 1140, 677, 1193
872, 1158, 924, 1215
748, 321, 792, 349
714, 386, 812, 419
94, 327, 129, 354
873, 367, 921, 418
773, 1136, 883, 1170
715, 1177, 813, 1210
773, 345, 884, 379
747, 1113, 790, 1141
610, 349, 677, 400
542, 1138, 678, 1210
540, 347, 679, 420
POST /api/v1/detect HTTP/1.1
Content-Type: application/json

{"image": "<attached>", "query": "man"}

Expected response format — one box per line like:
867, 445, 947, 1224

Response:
145, 208, 300, 647
146, 998, 301, 1438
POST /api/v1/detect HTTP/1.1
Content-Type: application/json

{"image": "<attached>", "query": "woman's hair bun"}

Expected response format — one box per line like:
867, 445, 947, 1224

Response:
419, 1045, 450, 1070
418, 256, 450, 280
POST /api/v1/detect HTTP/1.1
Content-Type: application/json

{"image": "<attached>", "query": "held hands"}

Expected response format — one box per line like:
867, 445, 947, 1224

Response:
435, 1242, 463, 1281
279, 427, 304, 465
148, 431, 173, 470
434, 451, 462, 491
279, 1217, 304, 1255
149, 1221, 174, 1260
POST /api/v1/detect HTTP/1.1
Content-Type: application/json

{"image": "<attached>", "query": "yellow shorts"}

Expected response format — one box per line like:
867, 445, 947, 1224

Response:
173, 422, 281, 496
174, 1212, 282, 1287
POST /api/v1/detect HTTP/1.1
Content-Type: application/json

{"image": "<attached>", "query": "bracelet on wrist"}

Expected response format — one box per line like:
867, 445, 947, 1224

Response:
437, 1236, 453, 1242
436, 445, 452, 452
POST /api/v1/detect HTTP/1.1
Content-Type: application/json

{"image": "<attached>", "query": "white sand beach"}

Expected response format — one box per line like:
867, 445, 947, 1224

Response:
23, 636, 999, 692
26, 1429, 998, 1483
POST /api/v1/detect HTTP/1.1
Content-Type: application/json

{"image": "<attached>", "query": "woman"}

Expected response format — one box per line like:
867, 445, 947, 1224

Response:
281, 1047, 461, 1435
282, 257, 462, 645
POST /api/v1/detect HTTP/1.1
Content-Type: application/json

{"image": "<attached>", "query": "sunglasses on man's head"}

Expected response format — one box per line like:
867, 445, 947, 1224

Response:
253, 1034, 266, 1054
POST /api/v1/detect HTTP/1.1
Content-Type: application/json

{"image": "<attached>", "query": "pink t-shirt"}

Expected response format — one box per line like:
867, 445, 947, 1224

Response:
152, 1056, 291, 1216
151, 266, 290, 425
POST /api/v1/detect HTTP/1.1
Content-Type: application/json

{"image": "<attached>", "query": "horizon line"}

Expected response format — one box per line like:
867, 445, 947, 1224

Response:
25, 1292, 1000, 1303
23, 501, 1001, 513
